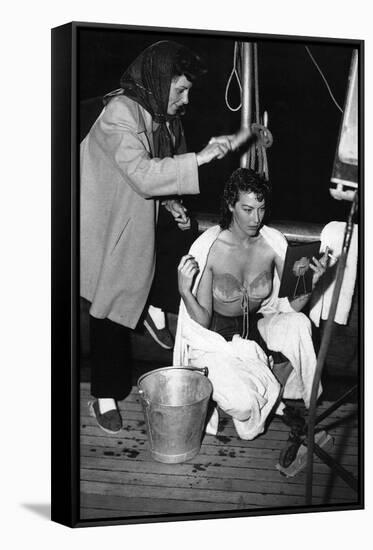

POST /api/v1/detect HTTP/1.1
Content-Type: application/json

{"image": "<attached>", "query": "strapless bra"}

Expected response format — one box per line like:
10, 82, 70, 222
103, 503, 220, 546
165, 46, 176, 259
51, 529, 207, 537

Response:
212, 272, 271, 304
212, 272, 272, 338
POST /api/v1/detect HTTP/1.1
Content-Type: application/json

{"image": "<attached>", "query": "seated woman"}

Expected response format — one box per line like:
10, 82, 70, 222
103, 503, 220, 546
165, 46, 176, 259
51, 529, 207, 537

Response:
174, 168, 328, 440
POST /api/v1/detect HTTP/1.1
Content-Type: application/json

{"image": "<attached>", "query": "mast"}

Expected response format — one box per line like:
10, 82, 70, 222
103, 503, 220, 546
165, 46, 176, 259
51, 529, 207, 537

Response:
240, 42, 253, 168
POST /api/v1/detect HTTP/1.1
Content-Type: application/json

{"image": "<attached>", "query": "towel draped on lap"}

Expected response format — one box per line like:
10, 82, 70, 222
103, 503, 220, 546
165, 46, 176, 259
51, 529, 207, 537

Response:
173, 225, 321, 439
180, 315, 281, 439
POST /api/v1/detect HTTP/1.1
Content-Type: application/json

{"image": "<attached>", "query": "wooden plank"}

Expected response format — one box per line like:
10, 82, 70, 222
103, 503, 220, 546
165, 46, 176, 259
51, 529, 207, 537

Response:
81, 463, 357, 502
80, 426, 359, 468
81, 491, 257, 514
80, 433, 358, 470
80, 415, 359, 448
80, 432, 358, 461
80, 450, 358, 495
80, 443, 358, 480
80, 447, 354, 485
80, 507, 156, 519
80, 449, 356, 492
80, 479, 353, 509
80, 424, 358, 449
80, 406, 359, 445
80, 382, 360, 520
81, 421, 358, 456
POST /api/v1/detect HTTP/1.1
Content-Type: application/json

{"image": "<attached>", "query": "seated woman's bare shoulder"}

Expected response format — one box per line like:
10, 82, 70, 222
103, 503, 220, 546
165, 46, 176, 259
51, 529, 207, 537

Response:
207, 230, 233, 264
258, 236, 285, 278
258, 234, 278, 260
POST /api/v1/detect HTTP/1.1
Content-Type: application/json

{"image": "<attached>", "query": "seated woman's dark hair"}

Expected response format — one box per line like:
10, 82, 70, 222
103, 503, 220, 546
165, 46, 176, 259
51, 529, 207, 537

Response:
172, 45, 207, 82
219, 168, 272, 230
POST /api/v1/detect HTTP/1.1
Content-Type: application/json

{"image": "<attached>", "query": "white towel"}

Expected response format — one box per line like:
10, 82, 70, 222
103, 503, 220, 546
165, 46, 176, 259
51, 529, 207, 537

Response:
257, 311, 319, 407
309, 221, 358, 327
179, 315, 281, 440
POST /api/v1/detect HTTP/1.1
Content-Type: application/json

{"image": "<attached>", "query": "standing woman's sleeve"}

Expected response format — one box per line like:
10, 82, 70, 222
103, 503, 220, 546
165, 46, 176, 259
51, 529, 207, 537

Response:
95, 97, 200, 198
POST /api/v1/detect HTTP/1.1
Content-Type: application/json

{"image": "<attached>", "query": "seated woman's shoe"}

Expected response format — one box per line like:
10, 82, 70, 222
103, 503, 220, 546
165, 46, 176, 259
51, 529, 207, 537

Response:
88, 399, 122, 434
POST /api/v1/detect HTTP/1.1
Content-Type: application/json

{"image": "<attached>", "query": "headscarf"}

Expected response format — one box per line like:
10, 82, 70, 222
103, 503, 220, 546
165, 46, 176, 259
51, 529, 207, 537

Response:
104, 41, 190, 158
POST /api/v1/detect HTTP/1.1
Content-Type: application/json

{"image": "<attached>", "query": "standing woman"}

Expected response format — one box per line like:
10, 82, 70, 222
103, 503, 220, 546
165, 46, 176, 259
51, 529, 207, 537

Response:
81, 41, 230, 433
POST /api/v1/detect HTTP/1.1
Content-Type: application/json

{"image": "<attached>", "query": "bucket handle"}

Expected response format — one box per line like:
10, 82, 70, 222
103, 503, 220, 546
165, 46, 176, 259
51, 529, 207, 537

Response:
181, 366, 209, 377
138, 389, 150, 407
138, 366, 208, 405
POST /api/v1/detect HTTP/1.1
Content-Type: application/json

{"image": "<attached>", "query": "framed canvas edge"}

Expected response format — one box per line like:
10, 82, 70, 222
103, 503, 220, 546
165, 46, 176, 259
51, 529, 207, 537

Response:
51, 20, 365, 528
57, 20, 364, 48
51, 21, 80, 528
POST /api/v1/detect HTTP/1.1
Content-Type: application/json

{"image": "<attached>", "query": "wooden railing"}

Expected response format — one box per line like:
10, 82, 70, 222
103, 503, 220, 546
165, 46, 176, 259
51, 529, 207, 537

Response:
195, 212, 323, 242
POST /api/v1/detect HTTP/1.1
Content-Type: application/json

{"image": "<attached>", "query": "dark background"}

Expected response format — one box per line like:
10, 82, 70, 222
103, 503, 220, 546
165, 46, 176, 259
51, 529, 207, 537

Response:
78, 27, 354, 224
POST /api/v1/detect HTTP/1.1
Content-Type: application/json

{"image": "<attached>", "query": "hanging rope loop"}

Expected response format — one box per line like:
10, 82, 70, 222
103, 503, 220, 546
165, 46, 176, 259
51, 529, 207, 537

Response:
225, 42, 243, 112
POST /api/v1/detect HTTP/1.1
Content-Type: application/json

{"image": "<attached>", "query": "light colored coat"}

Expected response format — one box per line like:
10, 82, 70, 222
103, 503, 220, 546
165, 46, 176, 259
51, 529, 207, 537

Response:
80, 95, 199, 328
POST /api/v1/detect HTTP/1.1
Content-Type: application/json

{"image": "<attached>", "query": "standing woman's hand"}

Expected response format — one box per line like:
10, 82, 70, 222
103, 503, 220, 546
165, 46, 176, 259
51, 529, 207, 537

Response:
178, 255, 200, 296
196, 139, 231, 166
163, 199, 191, 230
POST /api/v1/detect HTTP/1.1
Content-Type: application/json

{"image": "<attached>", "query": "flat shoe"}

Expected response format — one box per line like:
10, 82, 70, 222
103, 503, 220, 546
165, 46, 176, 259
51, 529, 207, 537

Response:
144, 313, 174, 349
88, 399, 122, 434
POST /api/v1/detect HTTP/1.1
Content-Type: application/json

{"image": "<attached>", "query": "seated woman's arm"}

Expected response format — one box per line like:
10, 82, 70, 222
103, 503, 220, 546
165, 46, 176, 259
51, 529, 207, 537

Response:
274, 248, 329, 312
177, 255, 213, 328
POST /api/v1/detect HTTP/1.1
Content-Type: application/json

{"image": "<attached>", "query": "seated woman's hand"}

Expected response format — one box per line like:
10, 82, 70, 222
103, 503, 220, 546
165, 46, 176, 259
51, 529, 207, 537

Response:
178, 255, 200, 296
310, 246, 329, 287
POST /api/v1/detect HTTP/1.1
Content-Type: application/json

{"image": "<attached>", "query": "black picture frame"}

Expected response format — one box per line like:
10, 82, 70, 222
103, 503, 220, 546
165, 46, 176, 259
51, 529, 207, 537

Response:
51, 21, 364, 528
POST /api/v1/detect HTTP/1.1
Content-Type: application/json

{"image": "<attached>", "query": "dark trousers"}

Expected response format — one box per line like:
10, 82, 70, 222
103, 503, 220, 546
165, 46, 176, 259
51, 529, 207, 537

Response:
89, 315, 132, 400
150, 207, 199, 314
210, 310, 287, 365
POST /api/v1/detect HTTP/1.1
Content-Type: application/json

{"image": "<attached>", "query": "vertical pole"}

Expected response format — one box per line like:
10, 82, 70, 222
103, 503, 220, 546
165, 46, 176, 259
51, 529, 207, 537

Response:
240, 42, 252, 168
305, 192, 358, 505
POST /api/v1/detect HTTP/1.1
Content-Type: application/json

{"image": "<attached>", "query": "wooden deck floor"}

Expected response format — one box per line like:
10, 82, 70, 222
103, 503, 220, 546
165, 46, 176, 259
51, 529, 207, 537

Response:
80, 382, 359, 521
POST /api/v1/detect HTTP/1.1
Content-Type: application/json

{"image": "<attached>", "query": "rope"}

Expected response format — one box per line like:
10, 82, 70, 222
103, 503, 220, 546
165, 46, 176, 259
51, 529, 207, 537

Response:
305, 45, 344, 114
225, 42, 243, 112
263, 147, 269, 180
241, 291, 250, 339
251, 43, 270, 180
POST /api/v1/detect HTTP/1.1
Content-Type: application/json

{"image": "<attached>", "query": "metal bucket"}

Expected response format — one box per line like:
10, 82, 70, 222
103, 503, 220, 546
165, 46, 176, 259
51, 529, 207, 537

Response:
138, 366, 213, 464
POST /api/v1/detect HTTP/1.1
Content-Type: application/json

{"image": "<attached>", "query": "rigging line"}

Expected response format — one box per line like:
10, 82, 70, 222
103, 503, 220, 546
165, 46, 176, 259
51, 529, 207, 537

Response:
225, 41, 242, 112
305, 45, 344, 114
